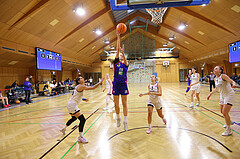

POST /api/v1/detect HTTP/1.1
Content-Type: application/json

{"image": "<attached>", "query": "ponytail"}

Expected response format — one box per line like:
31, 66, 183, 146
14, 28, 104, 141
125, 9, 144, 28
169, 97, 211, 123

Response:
75, 77, 80, 85
218, 66, 224, 74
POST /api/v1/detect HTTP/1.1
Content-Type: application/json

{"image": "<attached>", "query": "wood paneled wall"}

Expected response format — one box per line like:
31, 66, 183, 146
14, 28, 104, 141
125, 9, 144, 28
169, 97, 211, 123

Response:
156, 59, 179, 83
62, 70, 73, 81
37, 70, 51, 82
0, 67, 29, 89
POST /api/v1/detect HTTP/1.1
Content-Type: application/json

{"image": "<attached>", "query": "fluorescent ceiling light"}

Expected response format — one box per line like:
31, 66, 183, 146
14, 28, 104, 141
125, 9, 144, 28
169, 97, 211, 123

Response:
198, 31, 204, 35
49, 19, 59, 26
8, 61, 18, 65
79, 38, 84, 43
231, 5, 240, 13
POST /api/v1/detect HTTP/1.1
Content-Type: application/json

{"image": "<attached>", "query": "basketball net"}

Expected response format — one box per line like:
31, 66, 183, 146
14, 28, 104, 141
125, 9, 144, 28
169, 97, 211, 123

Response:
146, 8, 168, 24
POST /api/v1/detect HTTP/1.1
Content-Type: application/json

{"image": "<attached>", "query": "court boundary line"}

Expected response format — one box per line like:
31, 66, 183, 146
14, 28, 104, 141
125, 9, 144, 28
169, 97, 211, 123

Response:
167, 89, 240, 135
39, 108, 99, 159
108, 126, 232, 153
60, 110, 105, 159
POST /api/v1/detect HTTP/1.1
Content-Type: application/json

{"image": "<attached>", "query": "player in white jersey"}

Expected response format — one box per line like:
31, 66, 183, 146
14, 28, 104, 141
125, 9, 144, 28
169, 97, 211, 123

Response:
139, 75, 166, 134
207, 66, 236, 136
60, 76, 104, 143
103, 74, 113, 111
189, 67, 201, 108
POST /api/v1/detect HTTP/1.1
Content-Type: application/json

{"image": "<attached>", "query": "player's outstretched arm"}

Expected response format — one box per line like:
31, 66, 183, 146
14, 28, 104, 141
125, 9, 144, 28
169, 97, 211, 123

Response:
222, 74, 237, 88
78, 78, 104, 91
139, 85, 150, 97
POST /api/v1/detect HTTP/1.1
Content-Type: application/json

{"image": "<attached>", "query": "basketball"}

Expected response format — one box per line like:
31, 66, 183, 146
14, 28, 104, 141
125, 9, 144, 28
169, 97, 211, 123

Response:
116, 23, 127, 34
16, 100, 20, 104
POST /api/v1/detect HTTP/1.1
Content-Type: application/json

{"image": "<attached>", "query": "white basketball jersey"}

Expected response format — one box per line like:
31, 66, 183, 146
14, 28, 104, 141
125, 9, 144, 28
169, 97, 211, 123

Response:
149, 83, 160, 100
191, 73, 199, 83
67, 85, 83, 105
215, 74, 234, 96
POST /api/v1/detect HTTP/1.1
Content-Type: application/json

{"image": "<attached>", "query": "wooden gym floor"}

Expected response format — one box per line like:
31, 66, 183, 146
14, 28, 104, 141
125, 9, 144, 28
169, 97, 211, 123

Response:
0, 83, 240, 159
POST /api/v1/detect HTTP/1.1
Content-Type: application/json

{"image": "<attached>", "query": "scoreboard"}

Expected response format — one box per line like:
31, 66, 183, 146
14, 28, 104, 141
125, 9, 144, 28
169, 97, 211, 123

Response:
36, 47, 62, 71
229, 41, 240, 63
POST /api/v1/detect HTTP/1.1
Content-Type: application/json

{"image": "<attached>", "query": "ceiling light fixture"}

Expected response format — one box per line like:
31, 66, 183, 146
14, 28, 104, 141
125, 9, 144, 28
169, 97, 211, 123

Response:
163, 43, 168, 47
104, 39, 110, 44
94, 29, 102, 35
73, 7, 85, 16
178, 23, 188, 31
169, 36, 176, 40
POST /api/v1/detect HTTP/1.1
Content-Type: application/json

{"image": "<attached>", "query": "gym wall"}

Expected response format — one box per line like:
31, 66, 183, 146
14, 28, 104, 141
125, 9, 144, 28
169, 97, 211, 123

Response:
0, 67, 29, 89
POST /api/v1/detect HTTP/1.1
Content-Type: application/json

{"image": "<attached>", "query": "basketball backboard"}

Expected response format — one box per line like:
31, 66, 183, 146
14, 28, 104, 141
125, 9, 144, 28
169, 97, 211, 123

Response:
110, 0, 211, 11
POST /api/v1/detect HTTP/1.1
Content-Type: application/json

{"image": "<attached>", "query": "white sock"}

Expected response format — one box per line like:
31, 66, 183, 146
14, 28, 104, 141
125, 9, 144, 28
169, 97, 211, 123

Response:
226, 125, 231, 130
149, 124, 151, 128
79, 132, 83, 137
191, 102, 193, 105
124, 116, 127, 123
197, 101, 200, 104
117, 114, 120, 119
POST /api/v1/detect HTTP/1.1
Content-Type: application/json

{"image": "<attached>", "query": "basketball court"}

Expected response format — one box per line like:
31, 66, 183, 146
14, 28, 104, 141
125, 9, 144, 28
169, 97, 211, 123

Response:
0, 0, 240, 158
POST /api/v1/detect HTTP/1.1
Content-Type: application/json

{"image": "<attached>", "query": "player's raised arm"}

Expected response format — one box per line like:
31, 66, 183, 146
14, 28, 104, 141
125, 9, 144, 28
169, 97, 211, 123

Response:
116, 30, 120, 59
120, 44, 128, 66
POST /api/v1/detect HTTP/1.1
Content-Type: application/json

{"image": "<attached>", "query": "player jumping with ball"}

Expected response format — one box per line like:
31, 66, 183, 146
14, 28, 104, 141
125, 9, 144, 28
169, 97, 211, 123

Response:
112, 30, 129, 131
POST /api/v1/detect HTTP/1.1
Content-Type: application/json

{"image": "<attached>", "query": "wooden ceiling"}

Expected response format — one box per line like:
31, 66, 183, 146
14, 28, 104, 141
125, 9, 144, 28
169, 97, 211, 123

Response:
0, 0, 240, 67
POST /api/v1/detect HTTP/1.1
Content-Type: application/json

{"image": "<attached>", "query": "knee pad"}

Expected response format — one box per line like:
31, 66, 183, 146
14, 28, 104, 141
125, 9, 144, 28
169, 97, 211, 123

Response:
78, 114, 86, 132
78, 114, 86, 125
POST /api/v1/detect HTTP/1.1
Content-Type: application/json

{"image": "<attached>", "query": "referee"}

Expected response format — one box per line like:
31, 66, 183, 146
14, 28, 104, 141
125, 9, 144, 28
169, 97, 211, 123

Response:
208, 72, 215, 92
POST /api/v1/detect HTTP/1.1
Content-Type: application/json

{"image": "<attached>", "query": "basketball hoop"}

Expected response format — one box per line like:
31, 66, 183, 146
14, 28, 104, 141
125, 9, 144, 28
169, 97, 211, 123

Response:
165, 65, 167, 70
146, 8, 168, 24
